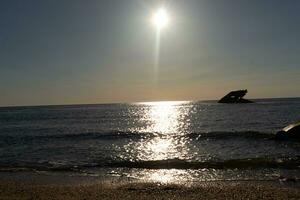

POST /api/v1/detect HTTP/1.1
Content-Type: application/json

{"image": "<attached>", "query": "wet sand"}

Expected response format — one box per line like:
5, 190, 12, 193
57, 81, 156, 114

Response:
1, 180, 300, 200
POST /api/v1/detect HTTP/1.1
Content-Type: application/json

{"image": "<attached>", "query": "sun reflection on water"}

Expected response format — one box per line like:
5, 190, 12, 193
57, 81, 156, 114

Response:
147, 169, 189, 183
140, 101, 189, 134
119, 101, 195, 183
128, 101, 192, 161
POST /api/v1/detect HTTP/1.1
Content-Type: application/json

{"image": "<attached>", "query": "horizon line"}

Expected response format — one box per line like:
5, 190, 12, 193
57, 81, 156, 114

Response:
1, 96, 300, 108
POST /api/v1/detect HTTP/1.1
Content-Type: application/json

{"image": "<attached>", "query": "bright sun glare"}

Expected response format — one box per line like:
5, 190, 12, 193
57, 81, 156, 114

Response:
152, 8, 169, 30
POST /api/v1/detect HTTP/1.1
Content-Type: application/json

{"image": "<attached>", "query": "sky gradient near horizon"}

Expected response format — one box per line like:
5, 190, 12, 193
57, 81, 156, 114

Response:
1, 0, 300, 106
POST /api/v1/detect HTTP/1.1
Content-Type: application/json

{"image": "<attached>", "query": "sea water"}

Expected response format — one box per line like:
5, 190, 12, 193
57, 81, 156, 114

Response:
0, 98, 300, 183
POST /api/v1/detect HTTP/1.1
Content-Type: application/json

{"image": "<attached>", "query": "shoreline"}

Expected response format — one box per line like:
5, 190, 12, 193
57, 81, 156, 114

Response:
1, 172, 300, 199
1, 180, 300, 200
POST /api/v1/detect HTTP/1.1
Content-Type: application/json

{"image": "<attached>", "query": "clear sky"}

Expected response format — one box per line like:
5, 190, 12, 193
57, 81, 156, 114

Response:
0, 0, 299, 106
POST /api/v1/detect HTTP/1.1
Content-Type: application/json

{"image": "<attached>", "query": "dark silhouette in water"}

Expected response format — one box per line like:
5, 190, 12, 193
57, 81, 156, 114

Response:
218, 89, 253, 103
275, 121, 300, 140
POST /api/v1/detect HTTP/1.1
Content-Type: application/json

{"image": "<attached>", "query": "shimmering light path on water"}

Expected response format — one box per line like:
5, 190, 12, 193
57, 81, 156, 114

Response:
0, 99, 300, 183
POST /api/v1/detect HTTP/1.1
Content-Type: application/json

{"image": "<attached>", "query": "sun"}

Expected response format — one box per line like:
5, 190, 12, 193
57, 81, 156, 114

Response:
152, 8, 169, 30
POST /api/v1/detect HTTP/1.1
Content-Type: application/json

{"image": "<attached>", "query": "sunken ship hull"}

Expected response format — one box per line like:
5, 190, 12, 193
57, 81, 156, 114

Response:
218, 89, 253, 103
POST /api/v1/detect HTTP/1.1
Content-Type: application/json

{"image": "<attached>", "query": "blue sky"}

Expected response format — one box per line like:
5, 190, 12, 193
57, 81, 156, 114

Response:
0, 0, 299, 106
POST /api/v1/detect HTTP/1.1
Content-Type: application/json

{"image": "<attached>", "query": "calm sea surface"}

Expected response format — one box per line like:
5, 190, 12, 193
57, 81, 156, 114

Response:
0, 98, 300, 183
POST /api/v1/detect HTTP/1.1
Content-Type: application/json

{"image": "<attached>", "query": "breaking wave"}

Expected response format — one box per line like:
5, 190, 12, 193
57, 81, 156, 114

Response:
1, 156, 300, 173
0, 130, 274, 142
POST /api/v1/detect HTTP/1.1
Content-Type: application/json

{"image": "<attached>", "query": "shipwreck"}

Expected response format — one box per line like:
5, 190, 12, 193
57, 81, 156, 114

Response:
218, 89, 253, 103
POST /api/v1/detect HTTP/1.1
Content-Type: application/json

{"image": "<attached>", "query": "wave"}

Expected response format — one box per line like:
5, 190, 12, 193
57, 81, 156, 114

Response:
0, 130, 274, 143
186, 131, 272, 139
1, 157, 299, 172
98, 157, 300, 170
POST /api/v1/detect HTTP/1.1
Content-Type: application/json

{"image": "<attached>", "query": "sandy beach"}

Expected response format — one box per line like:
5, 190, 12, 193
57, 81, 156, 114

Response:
1, 101, 300, 199
1, 0, 300, 199
1, 178, 300, 200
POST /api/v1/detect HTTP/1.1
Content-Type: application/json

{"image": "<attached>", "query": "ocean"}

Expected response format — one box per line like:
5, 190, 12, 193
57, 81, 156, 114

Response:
0, 98, 300, 183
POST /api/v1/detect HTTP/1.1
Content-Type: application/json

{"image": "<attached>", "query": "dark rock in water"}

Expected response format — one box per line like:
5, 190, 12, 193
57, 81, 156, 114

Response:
279, 176, 297, 183
276, 121, 300, 140
218, 89, 253, 103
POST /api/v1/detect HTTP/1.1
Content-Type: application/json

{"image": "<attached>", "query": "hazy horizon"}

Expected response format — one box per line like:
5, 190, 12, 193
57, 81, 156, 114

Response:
1, 96, 300, 108
1, 0, 300, 107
